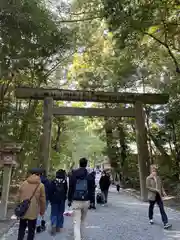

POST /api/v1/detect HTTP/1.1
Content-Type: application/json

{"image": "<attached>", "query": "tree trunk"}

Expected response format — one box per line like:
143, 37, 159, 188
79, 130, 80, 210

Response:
40, 97, 53, 174
148, 132, 171, 162
18, 100, 38, 140
54, 124, 61, 152
117, 122, 127, 182
104, 118, 118, 168
171, 122, 180, 179
134, 101, 149, 201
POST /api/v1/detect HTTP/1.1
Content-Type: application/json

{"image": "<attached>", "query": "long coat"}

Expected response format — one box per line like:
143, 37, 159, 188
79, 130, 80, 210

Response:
18, 174, 46, 220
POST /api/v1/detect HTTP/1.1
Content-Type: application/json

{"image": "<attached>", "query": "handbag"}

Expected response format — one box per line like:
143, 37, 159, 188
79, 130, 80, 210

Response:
63, 207, 73, 217
14, 183, 40, 218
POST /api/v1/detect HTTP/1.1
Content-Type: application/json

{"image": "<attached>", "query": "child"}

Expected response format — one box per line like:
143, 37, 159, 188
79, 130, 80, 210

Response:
36, 170, 50, 233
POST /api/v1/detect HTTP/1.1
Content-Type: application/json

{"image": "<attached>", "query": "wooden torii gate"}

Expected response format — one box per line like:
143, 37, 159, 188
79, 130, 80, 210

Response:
15, 87, 169, 201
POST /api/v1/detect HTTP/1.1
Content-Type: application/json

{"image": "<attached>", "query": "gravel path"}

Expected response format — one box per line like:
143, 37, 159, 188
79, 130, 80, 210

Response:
2, 188, 180, 240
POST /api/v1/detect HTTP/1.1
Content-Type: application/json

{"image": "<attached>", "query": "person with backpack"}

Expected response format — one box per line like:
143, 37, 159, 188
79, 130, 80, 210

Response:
99, 171, 111, 205
16, 168, 46, 240
68, 158, 93, 240
49, 169, 67, 235
36, 169, 50, 233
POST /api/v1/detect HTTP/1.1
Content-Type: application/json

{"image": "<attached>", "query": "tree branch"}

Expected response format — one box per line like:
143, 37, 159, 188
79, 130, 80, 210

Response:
43, 51, 76, 79
70, 11, 101, 16
143, 31, 180, 73
59, 16, 101, 23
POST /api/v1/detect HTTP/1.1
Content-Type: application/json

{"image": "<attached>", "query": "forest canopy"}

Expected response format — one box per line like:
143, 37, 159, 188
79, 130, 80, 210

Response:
1, 0, 180, 194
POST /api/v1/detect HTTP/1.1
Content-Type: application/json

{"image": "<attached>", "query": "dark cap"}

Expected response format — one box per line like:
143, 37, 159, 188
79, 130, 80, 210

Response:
29, 168, 44, 175
56, 169, 66, 179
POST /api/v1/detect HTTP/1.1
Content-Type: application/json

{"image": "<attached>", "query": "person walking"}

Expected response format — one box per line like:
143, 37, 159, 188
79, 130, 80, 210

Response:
146, 165, 172, 229
17, 168, 46, 240
89, 171, 96, 209
49, 169, 67, 235
115, 174, 121, 193
99, 171, 111, 204
68, 158, 93, 240
36, 169, 50, 233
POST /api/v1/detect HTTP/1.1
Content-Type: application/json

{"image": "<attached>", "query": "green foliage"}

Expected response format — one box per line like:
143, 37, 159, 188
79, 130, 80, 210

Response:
65, 0, 180, 193
51, 116, 105, 170
0, 0, 71, 81
2, 0, 180, 197
0, 0, 73, 173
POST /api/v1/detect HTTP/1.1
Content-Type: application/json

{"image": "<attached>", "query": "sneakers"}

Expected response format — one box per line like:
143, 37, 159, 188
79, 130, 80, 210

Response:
36, 220, 46, 233
41, 220, 46, 231
149, 219, 154, 225
149, 220, 172, 229
164, 223, 172, 229
36, 226, 42, 233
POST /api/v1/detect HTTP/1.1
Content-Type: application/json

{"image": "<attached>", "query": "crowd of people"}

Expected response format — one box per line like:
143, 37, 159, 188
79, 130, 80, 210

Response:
15, 159, 172, 240
16, 158, 111, 240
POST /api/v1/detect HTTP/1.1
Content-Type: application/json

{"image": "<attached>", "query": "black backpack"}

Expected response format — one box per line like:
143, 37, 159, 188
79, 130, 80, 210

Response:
73, 178, 88, 201
53, 179, 66, 198
15, 183, 40, 218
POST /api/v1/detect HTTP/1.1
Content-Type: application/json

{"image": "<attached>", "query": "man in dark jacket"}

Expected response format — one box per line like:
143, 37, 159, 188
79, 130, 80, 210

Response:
99, 171, 111, 204
68, 158, 93, 240
49, 169, 67, 235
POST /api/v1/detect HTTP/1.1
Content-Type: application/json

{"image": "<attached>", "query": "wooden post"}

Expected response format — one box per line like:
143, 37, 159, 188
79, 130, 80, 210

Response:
0, 165, 12, 219
41, 97, 53, 173
135, 101, 149, 201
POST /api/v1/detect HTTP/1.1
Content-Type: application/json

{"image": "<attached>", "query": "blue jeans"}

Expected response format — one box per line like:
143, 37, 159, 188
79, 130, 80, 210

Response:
51, 201, 65, 228
101, 190, 108, 203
